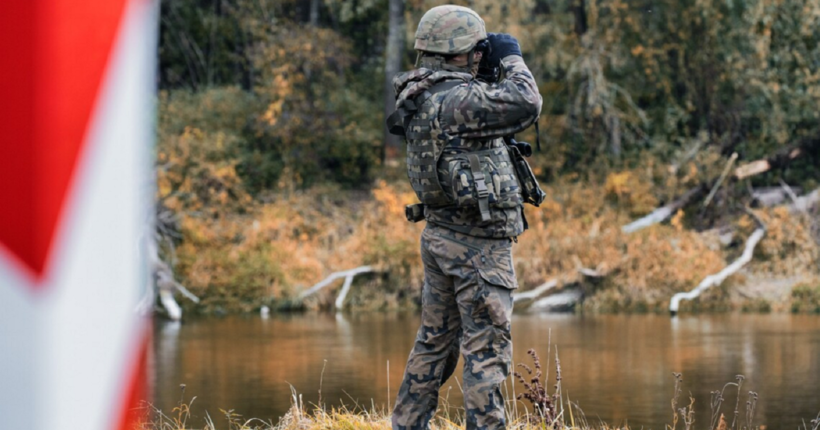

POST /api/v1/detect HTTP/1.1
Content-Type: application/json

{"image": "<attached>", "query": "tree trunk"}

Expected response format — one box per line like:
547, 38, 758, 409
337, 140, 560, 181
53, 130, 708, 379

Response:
383, 0, 406, 162
309, 0, 320, 27
571, 0, 588, 36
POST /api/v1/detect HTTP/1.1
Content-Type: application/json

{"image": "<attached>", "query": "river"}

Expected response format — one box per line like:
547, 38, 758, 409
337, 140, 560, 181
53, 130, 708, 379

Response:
151, 313, 820, 429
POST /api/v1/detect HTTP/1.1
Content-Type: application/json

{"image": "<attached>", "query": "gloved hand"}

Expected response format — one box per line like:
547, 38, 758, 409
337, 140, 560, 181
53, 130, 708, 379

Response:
486, 33, 522, 67
505, 137, 533, 157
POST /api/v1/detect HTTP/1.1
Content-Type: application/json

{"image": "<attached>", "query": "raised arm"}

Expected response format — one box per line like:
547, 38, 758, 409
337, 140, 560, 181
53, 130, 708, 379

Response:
439, 43, 542, 139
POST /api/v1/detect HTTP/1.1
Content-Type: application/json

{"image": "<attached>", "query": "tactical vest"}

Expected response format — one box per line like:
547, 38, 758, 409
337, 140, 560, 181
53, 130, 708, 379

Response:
388, 80, 523, 222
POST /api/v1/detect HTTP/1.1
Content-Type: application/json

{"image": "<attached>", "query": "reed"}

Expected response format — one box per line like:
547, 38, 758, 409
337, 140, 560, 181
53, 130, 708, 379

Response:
135, 351, 820, 430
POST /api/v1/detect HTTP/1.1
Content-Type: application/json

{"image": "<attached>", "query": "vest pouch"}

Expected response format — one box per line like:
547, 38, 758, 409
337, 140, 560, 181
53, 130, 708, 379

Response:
447, 150, 522, 211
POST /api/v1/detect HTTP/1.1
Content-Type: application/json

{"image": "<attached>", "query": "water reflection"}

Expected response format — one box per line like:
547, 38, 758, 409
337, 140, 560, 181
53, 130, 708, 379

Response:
151, 313, 820, 429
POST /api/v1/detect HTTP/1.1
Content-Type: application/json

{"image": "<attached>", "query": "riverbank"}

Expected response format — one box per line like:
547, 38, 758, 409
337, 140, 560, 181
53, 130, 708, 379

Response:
139, 367, 820, 430
140, 393, 820, 430
139, 406, 599, 430
162, 177, 819, 316
155, 88, 820, 317
147, 313, 820, 429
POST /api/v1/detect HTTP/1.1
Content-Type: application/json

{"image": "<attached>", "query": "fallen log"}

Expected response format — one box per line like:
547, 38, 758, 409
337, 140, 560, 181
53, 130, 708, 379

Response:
734, 135, 819, 180
530, 287, 583, 312
298, 266, 375, 310
702, 152, 738, 209
513, 280, 558, 303
622, 186, 704, 233
750, 187, 804, 207
788, 188, 820, 214
669, 213, 766, 316
137, 236, 199, 320
623, 134, 818, 232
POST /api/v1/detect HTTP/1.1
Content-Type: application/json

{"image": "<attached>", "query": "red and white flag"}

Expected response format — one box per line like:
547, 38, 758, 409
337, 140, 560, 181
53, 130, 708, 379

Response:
0, 0, 156, 429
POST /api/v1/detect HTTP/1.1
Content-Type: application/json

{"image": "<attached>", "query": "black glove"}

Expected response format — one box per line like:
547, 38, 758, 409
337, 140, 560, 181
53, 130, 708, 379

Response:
506, 137, 533, 157
486, 33, 522, 67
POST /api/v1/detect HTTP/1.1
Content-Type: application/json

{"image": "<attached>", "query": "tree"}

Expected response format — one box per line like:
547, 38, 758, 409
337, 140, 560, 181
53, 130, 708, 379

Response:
383, 0, 406, 161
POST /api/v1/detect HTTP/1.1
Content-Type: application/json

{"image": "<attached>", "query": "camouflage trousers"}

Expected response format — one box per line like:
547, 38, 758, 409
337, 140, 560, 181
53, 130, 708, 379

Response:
392, 224, 517, 430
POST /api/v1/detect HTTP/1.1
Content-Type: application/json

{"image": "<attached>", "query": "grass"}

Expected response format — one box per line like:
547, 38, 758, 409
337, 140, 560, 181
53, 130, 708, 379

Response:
791, 283, 820, 314
135, 350, 820, 430
164, 177, 820, 316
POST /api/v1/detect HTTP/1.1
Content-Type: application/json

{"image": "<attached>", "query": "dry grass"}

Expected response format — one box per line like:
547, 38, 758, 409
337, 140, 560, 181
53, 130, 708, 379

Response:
156, 89, 819, 313
135, 351, 820, 430
137, 348, 596, 430
159, 139, 819, 313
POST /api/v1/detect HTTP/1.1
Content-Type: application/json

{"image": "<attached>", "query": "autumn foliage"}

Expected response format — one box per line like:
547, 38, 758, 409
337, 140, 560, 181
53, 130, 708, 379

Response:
154, 0, 819, 313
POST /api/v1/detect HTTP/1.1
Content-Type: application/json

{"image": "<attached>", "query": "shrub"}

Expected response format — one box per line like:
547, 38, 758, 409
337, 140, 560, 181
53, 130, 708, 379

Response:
791, 284, 820, 314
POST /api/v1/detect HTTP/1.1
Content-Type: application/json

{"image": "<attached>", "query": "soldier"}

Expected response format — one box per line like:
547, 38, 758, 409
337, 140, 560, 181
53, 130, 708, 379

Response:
388, 4, 543, 430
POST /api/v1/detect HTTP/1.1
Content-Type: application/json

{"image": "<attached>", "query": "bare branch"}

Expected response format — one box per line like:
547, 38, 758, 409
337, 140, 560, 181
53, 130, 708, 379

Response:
622, 186, 704, 233
669, 222, 766, 315
513, 280, 558, 303
298, 266, 375, 310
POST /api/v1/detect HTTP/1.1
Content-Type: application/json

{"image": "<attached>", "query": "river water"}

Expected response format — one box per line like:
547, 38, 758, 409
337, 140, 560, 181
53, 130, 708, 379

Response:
151, 313, 820, 429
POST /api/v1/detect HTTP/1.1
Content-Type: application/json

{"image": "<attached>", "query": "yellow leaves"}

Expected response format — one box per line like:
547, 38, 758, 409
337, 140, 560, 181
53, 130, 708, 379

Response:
737, 214, 755, 231
681, 163, 699, 185
372, 180, 418, 218
605, 170, 659, 216
631, 45, 645, 56
605, 171, 633, 197
260, 75, 293, 126
736, 207, 819, 277
671, 210, 685, 231
157, 177, 173, 200
517, 176, 726, 299
272, 74, 291, 94
262, 100, 284, 126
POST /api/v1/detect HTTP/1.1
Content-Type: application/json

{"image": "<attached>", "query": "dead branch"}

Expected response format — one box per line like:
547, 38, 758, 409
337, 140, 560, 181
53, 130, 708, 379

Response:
298, 266, 375, 310
751, 187, 802, 207
622, 186, 704, 233
530, 288, 584, 312
624, 134, 817, 233
137, 233, 199, 321
578, 267, 606, 278
513, 280, 558, 303
702, 152, 738, 209
669, 214, 766, 315
154, 263, 200, 321
734, 136, 818, 180
788, 188, 820, 215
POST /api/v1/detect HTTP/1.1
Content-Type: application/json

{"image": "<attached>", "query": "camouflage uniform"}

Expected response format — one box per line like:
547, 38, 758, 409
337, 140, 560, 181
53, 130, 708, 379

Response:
391, 5, 542, 430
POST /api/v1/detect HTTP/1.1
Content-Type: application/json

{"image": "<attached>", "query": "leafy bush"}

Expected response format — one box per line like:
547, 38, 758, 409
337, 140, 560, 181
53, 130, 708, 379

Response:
791, 284, 820, 314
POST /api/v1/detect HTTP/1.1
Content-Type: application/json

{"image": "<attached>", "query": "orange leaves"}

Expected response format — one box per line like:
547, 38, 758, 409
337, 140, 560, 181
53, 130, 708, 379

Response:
372, 180, 419, 218
751, 207, 820, 277
512, 175, 728, 309
604, 170, 659, 216
671, 210, 685, 231
604, 171, 633, 197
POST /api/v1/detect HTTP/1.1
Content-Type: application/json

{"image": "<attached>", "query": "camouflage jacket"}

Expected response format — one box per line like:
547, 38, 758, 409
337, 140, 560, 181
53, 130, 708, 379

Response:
393, 55, 542, 238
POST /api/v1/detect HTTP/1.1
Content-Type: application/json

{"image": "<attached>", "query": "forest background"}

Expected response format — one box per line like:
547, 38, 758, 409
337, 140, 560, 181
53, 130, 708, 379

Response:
155, 0, 820, 316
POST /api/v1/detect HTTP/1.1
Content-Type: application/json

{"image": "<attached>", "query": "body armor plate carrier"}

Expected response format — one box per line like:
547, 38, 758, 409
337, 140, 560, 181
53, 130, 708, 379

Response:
388, 79, 541, 222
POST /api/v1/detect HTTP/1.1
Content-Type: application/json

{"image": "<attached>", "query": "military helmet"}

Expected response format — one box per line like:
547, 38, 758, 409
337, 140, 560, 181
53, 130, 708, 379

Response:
414, 5, 487, 55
